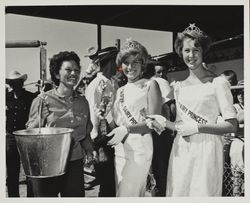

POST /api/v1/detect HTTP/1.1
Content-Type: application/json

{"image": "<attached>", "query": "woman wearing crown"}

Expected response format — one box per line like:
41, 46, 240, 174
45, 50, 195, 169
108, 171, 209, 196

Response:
146, 24, 237, 196
95, 39, 162, 196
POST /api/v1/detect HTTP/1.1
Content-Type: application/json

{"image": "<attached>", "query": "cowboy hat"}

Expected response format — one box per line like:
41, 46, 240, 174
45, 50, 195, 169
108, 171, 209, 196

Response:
85, 46, 118, 62
6, 70, 27, 84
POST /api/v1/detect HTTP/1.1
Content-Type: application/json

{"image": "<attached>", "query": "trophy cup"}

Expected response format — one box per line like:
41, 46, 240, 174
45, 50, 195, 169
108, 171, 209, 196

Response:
94, 80, 114, 149
97, 94, 112, 143
94, 89, 114, 162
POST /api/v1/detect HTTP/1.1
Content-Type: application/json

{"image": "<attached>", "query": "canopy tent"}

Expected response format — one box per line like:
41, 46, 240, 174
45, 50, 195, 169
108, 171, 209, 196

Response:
5, 5, 244, 73
5, 5, 244, 42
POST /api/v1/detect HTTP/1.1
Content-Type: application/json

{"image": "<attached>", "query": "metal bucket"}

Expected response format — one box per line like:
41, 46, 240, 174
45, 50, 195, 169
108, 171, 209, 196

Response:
13, 127, 73, 178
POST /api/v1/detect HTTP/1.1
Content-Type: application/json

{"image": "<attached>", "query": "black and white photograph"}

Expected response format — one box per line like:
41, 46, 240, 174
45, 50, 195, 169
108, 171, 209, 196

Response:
1, 0, 249, 202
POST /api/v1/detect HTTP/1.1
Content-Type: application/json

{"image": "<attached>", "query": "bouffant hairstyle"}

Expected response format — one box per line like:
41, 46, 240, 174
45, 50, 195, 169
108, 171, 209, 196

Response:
49, 51, 81, 86
116, 39, 149, 69
174, 24, 212, 59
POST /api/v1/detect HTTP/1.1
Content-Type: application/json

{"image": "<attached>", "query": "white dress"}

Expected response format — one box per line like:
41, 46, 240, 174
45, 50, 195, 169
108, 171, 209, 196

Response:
166, 76, 236, 196
113, 79, 153, 197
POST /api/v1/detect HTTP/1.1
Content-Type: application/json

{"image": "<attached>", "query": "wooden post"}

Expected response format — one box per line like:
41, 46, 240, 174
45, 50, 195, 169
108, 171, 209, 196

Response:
40, 45, 47, 81
97, 24, 101, 50
115, 39, 120, 50
6, 40, 47, 48
6, 40, 48, 92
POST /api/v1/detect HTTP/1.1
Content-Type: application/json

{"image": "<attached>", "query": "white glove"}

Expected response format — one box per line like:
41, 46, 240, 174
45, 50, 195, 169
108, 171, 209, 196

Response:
107, 126, 129, 146
145, 115, 166, 135
175, 121, 199, 137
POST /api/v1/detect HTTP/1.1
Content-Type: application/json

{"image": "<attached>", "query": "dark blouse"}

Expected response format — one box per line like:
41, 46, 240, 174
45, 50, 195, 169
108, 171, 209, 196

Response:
26, 88, 94, 161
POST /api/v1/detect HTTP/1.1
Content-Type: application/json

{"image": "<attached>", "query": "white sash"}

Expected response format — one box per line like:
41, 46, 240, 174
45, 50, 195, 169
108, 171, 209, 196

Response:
119, 87, 139, 125
174, 83, 208, 124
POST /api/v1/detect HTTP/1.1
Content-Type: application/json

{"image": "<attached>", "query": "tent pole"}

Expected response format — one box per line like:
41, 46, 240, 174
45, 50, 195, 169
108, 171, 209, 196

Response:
97, 24, 102, 50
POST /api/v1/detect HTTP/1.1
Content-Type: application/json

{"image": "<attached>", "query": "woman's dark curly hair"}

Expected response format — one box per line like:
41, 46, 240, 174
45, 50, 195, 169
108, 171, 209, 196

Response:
174, 26, 212, 59
49, 51, 81, 86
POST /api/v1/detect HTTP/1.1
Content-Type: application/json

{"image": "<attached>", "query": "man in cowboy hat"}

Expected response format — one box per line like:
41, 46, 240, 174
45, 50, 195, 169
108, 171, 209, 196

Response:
6, 70, 36, 197
85, 46, 119, 196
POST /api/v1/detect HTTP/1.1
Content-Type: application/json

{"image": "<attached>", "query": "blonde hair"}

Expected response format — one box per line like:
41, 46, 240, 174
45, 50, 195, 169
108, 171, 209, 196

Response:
116, 39, 149, 67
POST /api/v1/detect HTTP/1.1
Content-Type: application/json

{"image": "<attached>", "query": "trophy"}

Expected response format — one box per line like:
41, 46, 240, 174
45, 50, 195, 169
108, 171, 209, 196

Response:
94, 80, 114, 148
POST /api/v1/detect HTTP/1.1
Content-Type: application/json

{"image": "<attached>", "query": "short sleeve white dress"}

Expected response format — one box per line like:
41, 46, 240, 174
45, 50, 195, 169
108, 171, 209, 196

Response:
166, 76, 236, 196
112, 78, 153, 197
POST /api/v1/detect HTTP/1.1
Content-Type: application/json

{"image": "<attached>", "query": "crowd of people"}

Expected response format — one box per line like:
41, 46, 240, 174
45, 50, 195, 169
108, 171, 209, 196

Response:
5, 23, 244, 197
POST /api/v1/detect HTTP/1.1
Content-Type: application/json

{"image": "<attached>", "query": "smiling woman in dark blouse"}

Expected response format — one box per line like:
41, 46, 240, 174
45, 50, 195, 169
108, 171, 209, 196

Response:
26, 51, 95, 197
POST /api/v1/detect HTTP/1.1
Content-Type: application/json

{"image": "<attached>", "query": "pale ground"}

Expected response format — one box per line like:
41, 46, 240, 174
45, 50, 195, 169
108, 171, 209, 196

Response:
6, 166, 152, 197
6, 164, 152, 197
6, 164, 99, 198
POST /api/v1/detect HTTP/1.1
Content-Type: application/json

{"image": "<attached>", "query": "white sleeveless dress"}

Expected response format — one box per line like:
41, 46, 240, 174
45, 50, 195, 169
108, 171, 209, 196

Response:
113, 79, 153, 197
166, 76, 236, 196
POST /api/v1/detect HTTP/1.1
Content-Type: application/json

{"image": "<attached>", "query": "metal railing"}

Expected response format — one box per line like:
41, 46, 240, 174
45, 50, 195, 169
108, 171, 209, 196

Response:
223, 139, 244, 196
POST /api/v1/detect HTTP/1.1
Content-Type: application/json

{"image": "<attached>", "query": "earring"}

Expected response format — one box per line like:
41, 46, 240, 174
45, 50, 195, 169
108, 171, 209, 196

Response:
202, 62, 209, 70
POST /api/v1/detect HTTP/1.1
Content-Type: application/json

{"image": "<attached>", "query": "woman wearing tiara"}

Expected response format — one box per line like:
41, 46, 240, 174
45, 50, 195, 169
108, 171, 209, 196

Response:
96, 39, 162, 196
146, 24, 237, 196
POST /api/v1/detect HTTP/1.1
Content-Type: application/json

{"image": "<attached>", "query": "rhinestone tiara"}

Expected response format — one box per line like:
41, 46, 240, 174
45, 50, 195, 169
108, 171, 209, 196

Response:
183, 23, 203, 35
122, 38, 141, 51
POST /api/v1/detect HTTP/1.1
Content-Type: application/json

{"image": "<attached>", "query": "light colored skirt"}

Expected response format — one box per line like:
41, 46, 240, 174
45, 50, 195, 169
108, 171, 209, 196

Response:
166, 133, 224, 196
114, 133, 153, 197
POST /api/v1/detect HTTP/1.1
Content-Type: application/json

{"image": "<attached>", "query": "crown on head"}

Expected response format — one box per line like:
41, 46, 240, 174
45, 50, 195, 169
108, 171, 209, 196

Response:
183, 23, 203, 35
122, 38, 141, 51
